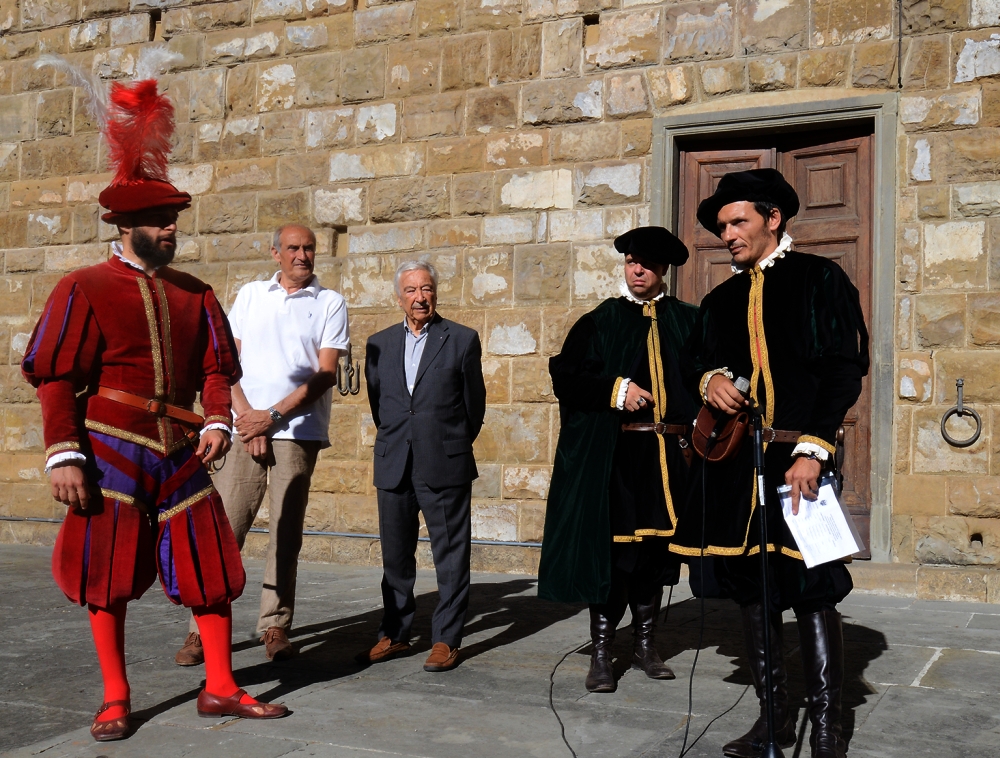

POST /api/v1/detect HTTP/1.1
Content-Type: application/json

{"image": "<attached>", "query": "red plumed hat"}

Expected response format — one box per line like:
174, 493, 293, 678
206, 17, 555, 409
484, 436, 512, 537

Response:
98, 80, 191, 222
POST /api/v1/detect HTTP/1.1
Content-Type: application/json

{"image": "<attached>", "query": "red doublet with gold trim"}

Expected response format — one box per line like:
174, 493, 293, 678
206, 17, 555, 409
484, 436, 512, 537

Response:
23, 255, 238, 457
22, 255, 245, 609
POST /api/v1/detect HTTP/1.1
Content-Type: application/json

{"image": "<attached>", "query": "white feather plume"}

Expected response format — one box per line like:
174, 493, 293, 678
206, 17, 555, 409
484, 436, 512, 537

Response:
134, 47, 184, 82
34, 54, 108, 128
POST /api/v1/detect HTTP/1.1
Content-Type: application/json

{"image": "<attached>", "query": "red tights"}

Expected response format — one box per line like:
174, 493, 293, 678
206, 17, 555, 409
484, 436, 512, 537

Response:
88, 602, 257, 723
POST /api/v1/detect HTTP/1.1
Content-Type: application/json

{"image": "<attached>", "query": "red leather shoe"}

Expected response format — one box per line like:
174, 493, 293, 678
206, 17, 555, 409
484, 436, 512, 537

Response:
90, 699, 131, 742
196, 689, 288, 719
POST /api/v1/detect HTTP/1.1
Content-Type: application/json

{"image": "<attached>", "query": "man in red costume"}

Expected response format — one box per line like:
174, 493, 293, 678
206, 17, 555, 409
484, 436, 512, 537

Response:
21, 79, 286, 741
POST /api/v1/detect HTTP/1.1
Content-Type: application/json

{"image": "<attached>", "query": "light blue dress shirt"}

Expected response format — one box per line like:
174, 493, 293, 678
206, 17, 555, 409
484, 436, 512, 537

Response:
404, 321, 430, 395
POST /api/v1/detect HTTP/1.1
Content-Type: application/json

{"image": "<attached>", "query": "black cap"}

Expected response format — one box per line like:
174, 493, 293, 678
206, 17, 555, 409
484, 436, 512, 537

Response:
695, 168, 800, 237
613, 226, 689, 267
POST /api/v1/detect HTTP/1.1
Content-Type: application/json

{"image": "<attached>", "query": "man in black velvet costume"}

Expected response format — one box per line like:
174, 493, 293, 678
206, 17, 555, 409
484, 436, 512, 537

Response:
538, 227, 700, 693
671, 169, 869, 758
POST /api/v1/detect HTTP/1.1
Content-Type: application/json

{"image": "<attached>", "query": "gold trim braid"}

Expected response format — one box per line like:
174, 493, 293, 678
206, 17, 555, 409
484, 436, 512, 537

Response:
740, 267, 776, 550
86, 419, 165, 453
99, 488, 149, 516
100, 488, 135, 504
610, 377, 624, 408
85, 419, 191, 456
614, 528, 675, 543
642, 299, 678, 531
669, 542, 803, 560
154, 279, 176, 404
137, 278, 165, 400
797, 435, 836, 455
158, 485, 216, 522
46, 441, 80, 457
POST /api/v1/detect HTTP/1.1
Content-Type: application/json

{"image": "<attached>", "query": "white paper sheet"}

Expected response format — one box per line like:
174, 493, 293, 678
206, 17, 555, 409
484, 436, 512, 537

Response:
778, 478, 862, 569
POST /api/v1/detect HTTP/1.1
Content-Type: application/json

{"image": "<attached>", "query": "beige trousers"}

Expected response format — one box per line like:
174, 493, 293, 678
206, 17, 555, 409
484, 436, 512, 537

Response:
190, 434, 320, 636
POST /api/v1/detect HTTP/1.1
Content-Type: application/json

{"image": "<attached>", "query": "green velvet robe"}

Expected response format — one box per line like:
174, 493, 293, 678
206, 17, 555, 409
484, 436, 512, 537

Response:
538, 295, 699, 604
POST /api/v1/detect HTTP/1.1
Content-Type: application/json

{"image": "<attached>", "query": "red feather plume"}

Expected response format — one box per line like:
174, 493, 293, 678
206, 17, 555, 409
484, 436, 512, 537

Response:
104, 80, 175, 187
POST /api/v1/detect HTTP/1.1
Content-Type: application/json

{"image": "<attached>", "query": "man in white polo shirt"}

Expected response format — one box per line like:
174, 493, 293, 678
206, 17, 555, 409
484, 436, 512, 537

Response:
175, 224, 350, 664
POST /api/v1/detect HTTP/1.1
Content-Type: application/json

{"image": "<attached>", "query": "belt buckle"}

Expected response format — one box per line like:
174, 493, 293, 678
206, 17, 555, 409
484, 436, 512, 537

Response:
146, 399, 166, 417
762, 427, 775, 443
653, 422, 666, 434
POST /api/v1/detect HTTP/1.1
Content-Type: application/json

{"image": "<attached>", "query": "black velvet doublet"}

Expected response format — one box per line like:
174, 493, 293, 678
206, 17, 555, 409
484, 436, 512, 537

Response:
671, 251, 869, 611
538, 295, 700, 604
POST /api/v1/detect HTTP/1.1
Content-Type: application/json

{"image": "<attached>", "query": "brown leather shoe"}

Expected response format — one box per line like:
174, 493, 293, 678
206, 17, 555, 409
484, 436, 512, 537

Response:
174, 632, 204, 666
356, 636, 411, 664
423, 642, 460, 672
196, 689, 288, 719
90, 699, 131, 742
260, 627, 295, 661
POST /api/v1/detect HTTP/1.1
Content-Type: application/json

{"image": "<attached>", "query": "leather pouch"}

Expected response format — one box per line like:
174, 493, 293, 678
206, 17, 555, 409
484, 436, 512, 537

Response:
691, 405, 749, 462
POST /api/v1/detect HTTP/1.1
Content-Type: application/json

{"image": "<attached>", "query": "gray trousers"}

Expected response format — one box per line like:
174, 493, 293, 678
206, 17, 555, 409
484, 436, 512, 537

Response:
190, 435, 320, 635
376, 459, 472, 648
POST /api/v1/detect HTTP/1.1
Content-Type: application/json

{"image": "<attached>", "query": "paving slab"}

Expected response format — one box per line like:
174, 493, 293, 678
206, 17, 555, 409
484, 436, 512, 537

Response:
2, 544, 999, 758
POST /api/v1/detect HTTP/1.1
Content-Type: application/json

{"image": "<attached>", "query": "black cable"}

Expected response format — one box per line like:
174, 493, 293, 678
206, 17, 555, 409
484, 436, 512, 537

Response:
548, 639, 589, 758
681, 685, 752, 754
549, 584, 675, 758
678, 448, 710, 758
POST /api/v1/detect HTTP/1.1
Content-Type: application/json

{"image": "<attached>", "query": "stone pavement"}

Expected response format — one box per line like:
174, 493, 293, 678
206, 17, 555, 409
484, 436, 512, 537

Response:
2, 543, 999, 758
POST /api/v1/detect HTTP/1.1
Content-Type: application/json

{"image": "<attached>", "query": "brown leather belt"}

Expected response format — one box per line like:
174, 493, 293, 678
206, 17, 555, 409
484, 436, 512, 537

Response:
97, 387, 204, 427
621, 423, 690, 435
748, 425, 801, 444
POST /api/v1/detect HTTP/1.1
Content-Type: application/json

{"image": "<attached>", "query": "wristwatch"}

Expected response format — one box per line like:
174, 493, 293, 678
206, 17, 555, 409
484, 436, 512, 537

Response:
267, 407, 283, 424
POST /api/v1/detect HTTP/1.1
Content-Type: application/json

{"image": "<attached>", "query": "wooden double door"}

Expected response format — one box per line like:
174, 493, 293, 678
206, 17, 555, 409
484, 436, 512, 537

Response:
674, 125, 874, 556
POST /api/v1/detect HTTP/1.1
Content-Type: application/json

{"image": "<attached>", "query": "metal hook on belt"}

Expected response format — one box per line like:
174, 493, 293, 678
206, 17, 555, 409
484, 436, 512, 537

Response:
336, 345, 361, 396
941, 378, 982, 448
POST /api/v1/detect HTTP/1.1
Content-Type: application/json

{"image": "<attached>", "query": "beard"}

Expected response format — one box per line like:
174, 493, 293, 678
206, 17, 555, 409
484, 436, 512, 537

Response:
132, 227, 175, 269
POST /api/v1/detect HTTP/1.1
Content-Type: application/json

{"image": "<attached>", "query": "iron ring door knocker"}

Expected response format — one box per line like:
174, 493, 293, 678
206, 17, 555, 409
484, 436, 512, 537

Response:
337, 344, 362, 396
940, 378, 982, 448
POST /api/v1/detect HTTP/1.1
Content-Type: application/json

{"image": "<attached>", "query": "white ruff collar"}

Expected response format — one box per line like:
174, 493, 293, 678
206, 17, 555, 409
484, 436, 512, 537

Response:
731, 232, 793, 274
620, 281, 666, 305
112, 241, 158, 273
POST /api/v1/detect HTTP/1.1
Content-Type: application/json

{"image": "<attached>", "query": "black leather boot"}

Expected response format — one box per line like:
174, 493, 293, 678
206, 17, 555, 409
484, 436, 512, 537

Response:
723, 604, 797, 758
798, 610, 846, 758
585, 577, 627, 694
630, 589, 675, 680
585, 605, 618, 693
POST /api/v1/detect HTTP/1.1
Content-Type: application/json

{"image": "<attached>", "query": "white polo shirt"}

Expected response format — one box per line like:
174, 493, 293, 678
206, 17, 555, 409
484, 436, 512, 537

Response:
228, 273, 350, 446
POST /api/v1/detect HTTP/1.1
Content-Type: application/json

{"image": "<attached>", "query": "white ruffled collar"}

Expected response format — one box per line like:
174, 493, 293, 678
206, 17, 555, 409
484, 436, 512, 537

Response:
731, 233, 793, 274
619, 281, 666, 305
111, 240, 159, 273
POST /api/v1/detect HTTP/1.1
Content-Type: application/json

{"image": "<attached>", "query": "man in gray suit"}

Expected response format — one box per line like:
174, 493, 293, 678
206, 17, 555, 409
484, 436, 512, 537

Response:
359, 260, 487, 672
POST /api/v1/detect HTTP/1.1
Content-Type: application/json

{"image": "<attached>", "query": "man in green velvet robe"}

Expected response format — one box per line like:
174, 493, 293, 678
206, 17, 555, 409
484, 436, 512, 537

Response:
671, 169, 869, 758
538, 226, 699, 693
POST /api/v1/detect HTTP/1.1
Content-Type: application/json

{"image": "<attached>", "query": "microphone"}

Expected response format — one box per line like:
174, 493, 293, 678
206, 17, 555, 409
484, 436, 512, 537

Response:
708, 376, 752, 441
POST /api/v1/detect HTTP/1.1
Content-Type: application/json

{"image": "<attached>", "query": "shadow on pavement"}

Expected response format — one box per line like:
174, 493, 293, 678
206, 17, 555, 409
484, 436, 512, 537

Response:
586, 596, 886, 757
133, 577, 583, 723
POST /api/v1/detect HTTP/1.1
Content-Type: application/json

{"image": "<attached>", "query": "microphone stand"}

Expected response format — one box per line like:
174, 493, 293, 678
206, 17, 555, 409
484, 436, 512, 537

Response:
751, 402, 784, 758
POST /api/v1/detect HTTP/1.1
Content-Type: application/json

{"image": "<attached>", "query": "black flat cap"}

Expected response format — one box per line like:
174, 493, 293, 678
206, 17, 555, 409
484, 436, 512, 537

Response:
696, 168, 800, 237
613, 226, 689, 267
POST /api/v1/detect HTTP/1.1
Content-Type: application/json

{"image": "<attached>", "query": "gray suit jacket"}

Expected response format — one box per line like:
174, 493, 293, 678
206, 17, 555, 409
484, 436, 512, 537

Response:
365, 314, 487, 490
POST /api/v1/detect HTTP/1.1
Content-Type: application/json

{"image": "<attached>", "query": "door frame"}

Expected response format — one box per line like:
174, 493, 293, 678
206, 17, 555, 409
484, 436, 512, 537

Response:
650, 92, 898, 562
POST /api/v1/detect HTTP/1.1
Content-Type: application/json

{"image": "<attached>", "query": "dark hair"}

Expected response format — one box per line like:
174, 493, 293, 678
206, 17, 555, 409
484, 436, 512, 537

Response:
752, 201, 786, 236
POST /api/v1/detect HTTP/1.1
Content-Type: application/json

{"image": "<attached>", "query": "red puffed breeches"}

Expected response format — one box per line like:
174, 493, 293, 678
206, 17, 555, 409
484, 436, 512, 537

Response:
52, 430, 245, 610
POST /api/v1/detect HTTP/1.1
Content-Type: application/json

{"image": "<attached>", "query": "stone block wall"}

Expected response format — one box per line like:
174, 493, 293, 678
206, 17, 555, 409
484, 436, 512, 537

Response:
0, 0, 999, 574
